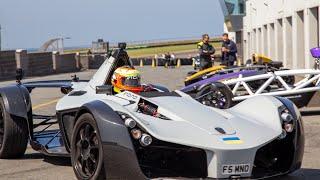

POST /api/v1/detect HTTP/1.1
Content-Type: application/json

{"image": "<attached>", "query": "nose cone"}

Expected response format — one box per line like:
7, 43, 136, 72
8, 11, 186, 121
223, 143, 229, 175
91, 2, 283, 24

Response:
150, 96, 236, 135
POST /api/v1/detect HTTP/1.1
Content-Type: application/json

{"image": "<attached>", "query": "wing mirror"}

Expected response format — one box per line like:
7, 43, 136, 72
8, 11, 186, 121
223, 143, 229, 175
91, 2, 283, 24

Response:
96, 85, 113, 95
61, 86, 72, 94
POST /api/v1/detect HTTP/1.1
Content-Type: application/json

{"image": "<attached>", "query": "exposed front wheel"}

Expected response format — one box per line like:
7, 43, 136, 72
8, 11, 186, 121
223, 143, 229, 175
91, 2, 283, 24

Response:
195, 83, 233, 109
71, 113, 105, 180
0, 97, 29, 159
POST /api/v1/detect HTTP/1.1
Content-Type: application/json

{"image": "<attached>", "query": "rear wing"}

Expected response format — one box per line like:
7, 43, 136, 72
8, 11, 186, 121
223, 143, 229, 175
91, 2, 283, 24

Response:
22, 80, 89, 89
22, 79, 89, 94
14, 68, 88, 92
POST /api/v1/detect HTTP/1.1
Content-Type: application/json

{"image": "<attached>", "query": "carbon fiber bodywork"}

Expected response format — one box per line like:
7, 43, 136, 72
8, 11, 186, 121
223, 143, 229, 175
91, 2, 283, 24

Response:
0, 85, 31, 119
0, 85, 33, 137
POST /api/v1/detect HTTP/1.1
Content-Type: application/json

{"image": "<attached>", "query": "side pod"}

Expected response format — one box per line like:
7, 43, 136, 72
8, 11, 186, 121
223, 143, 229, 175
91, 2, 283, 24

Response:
77, 100, 147, 180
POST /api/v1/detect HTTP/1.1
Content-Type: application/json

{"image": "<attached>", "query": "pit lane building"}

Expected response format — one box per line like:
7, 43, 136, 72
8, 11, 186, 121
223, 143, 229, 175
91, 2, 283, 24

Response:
242, 0, 320, 69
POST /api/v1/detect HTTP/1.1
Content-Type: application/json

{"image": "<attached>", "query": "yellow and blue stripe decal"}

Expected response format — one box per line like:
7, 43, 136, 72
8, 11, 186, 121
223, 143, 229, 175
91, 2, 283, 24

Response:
222, 137, 244, 145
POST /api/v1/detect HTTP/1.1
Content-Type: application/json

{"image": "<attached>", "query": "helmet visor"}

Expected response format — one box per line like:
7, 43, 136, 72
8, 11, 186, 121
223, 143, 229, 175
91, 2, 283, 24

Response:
122, 76, 141, 87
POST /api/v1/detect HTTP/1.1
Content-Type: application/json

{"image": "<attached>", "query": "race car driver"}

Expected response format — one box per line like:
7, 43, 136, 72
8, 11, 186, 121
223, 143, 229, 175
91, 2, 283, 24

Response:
112, 66, 165, 117
111, 66, 153, 94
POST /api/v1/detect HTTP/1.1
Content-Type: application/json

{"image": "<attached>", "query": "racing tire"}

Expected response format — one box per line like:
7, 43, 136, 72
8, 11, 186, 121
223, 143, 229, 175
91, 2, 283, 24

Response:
0, 97, 29, 159
71, 113, 105, 180
248, 80, 265, 90
248, 80, 272, 92
195, 83, 233, 109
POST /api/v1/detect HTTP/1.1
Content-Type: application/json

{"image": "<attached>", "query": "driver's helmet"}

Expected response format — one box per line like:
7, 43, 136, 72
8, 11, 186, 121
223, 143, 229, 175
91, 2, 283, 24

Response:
111, 66, 144, 94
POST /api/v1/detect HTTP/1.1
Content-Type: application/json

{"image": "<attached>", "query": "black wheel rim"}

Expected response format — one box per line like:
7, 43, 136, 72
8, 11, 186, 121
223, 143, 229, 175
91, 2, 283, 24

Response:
74, 123, 100, 179
199, 89, 227, 108
0, 106, 4, 147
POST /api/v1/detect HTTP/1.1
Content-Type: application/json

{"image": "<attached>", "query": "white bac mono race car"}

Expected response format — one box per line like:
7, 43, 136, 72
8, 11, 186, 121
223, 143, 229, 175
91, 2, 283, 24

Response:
0, 45, 304, 179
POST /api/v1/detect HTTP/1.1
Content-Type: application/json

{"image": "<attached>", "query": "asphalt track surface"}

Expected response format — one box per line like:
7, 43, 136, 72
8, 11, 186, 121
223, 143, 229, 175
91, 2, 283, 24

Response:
0, 66, 319, 180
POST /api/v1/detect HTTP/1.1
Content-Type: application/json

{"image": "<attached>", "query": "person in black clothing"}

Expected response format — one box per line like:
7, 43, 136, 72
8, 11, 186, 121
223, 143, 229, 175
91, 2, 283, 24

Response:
165, 52, 176, 68
221, 33, 237, 67
197, 34, 215, 70
164, 52, 172, 68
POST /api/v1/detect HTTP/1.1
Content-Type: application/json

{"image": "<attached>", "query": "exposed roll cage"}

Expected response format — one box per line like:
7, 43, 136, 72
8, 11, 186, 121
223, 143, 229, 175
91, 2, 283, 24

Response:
222, 69, 320, 101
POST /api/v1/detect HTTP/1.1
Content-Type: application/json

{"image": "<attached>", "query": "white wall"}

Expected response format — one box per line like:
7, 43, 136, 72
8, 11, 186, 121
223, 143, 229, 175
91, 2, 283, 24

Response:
224, 23, 236, 42
275, 19, 283, 62
243, 0, 320, 69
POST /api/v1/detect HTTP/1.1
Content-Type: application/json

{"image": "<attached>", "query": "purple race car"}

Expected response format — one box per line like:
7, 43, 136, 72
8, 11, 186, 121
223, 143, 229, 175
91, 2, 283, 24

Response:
182, 48, 320, 109
181, 66, 295, 109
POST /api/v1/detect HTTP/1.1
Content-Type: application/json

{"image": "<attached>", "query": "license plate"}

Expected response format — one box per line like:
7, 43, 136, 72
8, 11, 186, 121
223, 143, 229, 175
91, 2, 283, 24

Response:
222, 164, 250, 175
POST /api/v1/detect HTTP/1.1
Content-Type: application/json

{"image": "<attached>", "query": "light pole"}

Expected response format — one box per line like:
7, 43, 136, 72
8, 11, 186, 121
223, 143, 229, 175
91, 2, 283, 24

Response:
61, 37, 71, 53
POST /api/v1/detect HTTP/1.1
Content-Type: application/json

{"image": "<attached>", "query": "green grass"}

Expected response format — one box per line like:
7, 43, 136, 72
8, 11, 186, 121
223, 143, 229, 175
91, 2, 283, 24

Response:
127, 42, 221, 58
63, 42, 222, 58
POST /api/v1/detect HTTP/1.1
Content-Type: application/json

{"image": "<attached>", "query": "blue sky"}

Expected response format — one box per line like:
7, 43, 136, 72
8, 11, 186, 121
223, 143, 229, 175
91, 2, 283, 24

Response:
0, 0, 224, 50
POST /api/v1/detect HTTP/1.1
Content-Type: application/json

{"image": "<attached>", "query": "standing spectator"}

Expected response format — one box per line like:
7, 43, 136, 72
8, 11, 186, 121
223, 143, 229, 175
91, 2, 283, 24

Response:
221, 33, 237, 67
170, 53, 176, 67
197, 34, 215, 70
87, 49, 92, 55
165, 52, 171, 68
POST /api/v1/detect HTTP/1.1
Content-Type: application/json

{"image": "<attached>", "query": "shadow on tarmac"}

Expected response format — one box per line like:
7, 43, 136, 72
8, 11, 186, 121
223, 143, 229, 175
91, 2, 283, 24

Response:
21, 153, 71, 166
20, 153, 320, 179
301, 110, 320, 116
43, 156, 71, 166
21, 153, 45, 160
275, 168, 320, 180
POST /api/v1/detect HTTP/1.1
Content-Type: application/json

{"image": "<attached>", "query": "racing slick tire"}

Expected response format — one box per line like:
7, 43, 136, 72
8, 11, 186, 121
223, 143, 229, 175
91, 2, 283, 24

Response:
195, 83, 233, 109
248, 80, 266, 90
0, 97, 28, 159
71, 113, 105, 180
